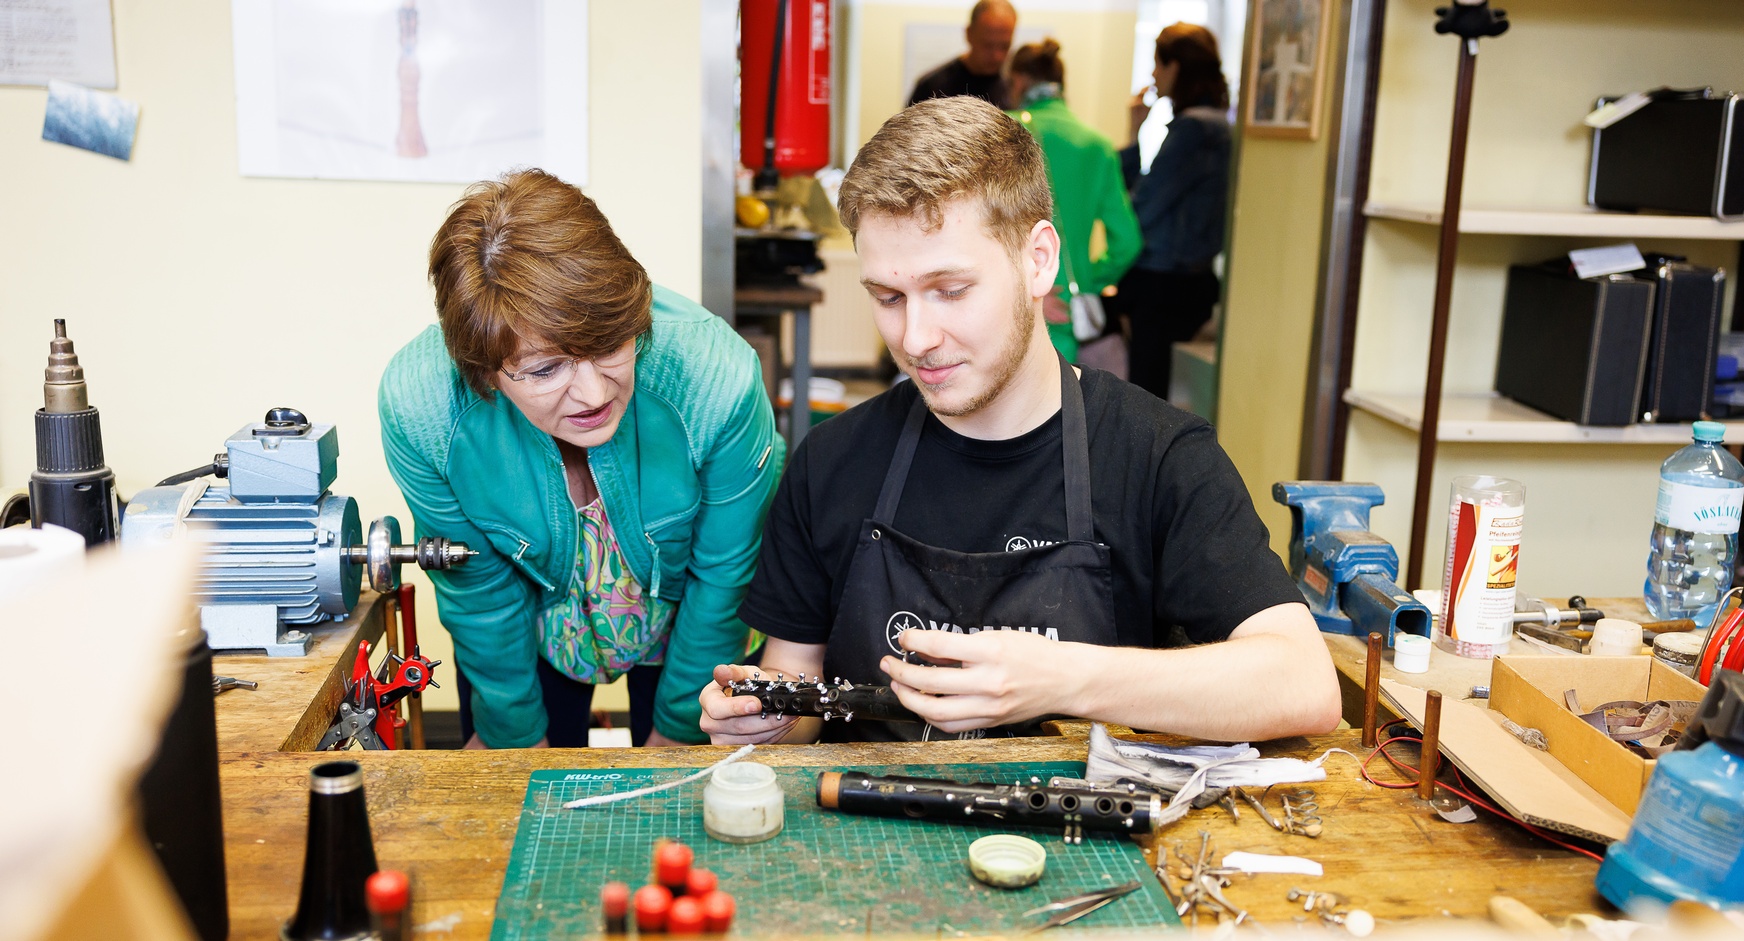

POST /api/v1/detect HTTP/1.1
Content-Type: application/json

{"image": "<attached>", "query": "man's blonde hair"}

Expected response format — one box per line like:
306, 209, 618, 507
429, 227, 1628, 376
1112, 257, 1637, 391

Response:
837, 97, 1053, 261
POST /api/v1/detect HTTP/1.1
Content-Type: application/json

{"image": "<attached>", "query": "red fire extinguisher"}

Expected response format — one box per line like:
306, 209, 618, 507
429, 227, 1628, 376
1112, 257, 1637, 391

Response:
740, 0, 831, 185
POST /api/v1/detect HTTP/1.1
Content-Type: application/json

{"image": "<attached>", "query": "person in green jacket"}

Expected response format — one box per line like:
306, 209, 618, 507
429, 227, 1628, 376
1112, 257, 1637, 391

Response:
379, 169, 785, 748
1005, 38, 1143, 362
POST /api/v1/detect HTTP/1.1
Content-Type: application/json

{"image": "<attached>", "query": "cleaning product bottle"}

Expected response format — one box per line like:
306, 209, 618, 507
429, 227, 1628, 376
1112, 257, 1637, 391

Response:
1645, 421, 1744, 627
1596, 670, 1744, 910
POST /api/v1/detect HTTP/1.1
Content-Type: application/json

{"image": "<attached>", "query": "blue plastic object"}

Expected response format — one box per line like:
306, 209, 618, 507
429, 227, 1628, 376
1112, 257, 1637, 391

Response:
1597, 671, 1744, 911
1272, 481, 1434, 648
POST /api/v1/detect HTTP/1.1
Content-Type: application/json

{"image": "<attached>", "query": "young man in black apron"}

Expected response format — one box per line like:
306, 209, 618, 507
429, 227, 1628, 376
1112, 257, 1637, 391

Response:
700, 96, 1339, 745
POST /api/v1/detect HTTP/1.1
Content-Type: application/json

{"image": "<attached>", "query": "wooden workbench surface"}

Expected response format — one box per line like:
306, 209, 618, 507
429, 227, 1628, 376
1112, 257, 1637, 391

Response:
212, 592, 386, 753
1325, 596, 1654, 720
220, 729, 1607, 939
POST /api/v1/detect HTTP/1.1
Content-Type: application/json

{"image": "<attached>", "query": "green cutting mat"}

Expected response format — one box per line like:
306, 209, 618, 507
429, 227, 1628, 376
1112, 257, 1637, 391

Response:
492, 761, 1179, 939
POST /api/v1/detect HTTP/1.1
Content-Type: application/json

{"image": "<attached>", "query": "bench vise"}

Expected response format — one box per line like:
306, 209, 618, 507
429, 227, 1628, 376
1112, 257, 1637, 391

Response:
1273, 481, 1433, 647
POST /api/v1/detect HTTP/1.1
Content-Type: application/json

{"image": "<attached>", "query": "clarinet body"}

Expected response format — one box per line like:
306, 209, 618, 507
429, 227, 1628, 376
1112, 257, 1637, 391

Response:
816, 771, 1164, 843
724, 676, 921, 724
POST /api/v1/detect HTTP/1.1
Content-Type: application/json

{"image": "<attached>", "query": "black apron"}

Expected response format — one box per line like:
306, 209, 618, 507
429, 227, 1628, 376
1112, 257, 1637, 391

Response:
824, 355, 1118, 741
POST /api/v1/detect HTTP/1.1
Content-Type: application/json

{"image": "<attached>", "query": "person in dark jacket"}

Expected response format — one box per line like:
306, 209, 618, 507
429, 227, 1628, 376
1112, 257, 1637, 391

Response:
907, 0, 1017, 108
1105, 23, 1232, 401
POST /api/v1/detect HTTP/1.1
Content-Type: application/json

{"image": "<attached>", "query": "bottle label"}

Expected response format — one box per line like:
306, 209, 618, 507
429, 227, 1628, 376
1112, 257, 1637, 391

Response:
1657, 479, 1744, 534
1441, 499, 1522, 645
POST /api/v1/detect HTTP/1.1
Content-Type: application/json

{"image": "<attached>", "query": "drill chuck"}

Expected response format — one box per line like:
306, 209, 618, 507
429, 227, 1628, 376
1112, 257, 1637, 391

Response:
29, 320, 118, 546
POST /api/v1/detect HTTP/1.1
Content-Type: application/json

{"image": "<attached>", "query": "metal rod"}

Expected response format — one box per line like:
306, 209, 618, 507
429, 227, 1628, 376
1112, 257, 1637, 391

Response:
1418, 690, 1444, 801
1362, 632, 1383, 748
382, 594, 403, 750
1405, 38, 1480, 590
400, 584, 425, 750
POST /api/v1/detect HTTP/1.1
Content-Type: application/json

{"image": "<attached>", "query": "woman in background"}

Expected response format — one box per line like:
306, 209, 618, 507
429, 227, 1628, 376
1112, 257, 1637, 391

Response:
1004, 39, 1141, 363
1109, 23, 1231, 400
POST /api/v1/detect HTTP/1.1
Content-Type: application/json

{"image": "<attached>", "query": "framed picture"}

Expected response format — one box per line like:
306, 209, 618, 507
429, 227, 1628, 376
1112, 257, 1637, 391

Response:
1245, 0, 1335, 140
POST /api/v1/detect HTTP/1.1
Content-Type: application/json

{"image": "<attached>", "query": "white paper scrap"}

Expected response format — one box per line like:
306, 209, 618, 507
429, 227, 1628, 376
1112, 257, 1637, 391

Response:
1221, 852, 1324, 877
1585, 91, 1652, 129
1569, 244, 1645, 280
1435, 804, 1479, 824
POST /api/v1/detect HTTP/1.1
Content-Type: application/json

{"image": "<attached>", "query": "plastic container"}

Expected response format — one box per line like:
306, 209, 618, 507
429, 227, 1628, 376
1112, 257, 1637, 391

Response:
1589, 619, 1644, 657
1437, 476, 1525, 659
1598, 672, 1744, 909
702, 761, 784, 844
1393, 633, 1432, 674
1645, 421, 1744, 628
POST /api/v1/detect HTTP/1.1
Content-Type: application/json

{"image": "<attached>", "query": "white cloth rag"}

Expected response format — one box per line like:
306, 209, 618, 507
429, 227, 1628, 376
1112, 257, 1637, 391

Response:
1085, 722, 1348, 828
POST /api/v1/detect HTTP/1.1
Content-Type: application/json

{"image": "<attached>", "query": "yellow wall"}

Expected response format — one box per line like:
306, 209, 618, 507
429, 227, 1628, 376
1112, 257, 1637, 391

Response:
0, 0, 707, 711
850, 2, 1139, 153
1215, 6, 1339, 557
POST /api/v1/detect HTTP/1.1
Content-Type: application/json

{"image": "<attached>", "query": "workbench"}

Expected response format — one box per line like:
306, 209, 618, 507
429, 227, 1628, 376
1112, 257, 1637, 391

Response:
1324, 596, 1654, 722
215, 594, 1610, 939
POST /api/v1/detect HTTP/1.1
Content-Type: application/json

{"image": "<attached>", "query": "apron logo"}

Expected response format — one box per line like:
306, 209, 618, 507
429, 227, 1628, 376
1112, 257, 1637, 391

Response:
887, 610, 1062, 649
1005, 536, 1032, 552
886, 610, 926, 652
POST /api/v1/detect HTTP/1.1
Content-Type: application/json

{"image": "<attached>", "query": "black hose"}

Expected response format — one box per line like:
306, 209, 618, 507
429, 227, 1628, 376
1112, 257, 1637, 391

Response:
157, 455, 229, 488
756, 0, 790, 192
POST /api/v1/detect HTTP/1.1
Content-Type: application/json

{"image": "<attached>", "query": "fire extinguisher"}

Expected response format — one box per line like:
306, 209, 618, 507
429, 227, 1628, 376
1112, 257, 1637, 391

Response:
740, 0, 831, 188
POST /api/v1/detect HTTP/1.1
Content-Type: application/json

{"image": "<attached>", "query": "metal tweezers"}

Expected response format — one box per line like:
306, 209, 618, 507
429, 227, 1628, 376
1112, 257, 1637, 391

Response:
1022, 880, 1142, 932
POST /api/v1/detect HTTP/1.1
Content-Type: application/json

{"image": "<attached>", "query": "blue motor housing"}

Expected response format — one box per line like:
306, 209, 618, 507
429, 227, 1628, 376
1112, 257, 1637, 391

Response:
1273, 481, 1433, 647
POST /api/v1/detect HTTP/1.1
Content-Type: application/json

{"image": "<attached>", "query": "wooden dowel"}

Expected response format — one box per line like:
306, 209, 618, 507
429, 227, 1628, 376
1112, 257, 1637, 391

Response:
1405, 38, 1481, 590
1363, 632, 1383, 748
1418, 690, 1444, 801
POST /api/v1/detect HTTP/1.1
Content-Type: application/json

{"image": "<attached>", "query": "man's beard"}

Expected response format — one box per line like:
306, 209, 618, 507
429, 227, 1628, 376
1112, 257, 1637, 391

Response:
909, 281, 1036, 419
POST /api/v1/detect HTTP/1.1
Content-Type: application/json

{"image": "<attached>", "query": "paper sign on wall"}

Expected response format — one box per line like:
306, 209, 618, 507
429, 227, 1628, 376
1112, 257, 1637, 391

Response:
0, 0, 117, 88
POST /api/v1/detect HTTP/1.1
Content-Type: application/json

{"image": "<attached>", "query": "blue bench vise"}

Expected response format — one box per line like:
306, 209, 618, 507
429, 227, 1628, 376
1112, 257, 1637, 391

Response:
1273, 481, 1433, 647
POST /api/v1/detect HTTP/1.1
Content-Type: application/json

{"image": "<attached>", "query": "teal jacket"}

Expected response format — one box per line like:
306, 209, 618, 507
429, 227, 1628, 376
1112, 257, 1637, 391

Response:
378, 287, 785, 746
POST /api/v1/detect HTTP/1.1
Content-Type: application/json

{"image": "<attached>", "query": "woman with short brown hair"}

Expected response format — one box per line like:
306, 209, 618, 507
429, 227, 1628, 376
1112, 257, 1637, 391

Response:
380, 169, 784, 748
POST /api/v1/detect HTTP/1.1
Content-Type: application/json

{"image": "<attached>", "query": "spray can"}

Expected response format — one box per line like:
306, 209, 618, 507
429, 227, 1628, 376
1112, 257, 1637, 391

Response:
1437, 476, 1524, 659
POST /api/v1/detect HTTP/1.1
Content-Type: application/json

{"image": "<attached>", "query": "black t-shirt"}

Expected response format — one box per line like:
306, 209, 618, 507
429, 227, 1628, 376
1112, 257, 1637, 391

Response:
907, 58, 1008, 108
739, 371, 1304, 652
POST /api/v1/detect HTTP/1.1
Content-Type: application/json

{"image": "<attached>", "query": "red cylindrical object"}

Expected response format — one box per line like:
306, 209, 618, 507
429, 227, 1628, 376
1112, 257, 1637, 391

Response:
739, 0, 832, 176
684, 868, 718, 898
601, 881, 630, 935
366, 870, 411, 941
654, 841, 694, 894
668, 896, 705, 936
634, 885, 673, 933
700, 891, 736, 933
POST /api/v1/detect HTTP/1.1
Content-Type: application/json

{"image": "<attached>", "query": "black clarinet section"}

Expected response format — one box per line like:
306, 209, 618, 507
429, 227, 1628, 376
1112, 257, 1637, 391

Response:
724, 675, 922, 724
816, 771, 1165, 843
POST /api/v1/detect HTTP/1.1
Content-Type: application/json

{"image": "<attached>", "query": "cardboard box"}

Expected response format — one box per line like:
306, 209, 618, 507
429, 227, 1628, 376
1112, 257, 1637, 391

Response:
1490, 655, 1707, 815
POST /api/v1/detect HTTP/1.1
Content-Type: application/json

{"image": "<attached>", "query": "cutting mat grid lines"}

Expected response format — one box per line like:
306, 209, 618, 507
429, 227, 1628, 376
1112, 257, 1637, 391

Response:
492, 761, 1180, 939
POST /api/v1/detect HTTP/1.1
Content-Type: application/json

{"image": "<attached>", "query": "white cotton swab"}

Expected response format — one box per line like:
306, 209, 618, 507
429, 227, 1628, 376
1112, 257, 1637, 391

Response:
562, 744, 758, 809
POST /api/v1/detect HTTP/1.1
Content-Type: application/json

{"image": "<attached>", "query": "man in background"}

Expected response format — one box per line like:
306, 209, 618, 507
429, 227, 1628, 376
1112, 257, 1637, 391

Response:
907, 0, 1017, 108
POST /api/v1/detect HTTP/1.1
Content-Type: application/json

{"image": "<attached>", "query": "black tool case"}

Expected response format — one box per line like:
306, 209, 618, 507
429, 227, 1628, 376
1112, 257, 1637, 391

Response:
1636, 255, 1726, 423
1495, 262, 1654, 426
1589, 89, 1744, 221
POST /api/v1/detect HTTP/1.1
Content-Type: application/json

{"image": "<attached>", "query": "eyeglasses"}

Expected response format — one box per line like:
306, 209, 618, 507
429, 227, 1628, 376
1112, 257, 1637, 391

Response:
500, 338, 641, 395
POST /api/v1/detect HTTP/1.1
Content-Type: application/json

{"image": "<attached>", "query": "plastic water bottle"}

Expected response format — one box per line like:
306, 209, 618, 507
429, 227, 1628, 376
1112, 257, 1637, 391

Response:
1644, 421, 1744, 627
